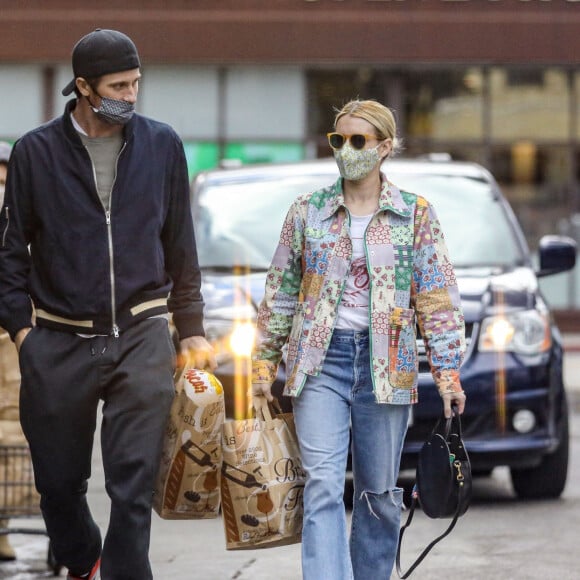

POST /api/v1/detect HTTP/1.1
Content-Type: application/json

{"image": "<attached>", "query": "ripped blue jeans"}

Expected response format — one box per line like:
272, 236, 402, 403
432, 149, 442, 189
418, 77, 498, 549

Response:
293, 329, 411, 580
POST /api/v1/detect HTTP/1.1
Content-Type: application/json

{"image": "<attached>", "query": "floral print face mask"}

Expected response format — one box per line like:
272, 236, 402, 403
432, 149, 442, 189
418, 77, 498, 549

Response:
333, 141, 381, 181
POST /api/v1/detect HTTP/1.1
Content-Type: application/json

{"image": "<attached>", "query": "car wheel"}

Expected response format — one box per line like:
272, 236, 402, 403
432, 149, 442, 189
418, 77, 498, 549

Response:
510, 397, 569, 499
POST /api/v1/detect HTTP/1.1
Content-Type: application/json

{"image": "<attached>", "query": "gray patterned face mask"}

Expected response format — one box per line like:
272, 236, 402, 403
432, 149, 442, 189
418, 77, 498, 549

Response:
334, 142, 381, 181
90, 95, 135, 125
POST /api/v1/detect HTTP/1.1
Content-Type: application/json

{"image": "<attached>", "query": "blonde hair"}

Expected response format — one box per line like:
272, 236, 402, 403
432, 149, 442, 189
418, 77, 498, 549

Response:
334, 99, 401, 156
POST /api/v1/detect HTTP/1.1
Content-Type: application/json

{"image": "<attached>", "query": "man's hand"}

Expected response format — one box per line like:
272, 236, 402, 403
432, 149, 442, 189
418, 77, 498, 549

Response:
441, 390, 466, 418
15, 327, 33, 353
179, 335, 217, 371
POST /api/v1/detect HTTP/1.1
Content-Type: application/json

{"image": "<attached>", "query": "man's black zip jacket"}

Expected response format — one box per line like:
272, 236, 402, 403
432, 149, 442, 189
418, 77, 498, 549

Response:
0, 100, 205, 341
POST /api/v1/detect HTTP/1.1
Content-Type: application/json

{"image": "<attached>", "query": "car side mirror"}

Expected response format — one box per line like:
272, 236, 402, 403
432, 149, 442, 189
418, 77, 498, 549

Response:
536, 235, 577, 278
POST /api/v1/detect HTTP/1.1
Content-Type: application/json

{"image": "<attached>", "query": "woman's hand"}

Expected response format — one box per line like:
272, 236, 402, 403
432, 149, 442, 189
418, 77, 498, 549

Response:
252, 381, 274, 403
441, 390, 466, 418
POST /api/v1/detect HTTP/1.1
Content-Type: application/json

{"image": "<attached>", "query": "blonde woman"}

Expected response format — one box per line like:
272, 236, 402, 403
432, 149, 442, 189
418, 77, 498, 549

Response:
252, 100, 466, 579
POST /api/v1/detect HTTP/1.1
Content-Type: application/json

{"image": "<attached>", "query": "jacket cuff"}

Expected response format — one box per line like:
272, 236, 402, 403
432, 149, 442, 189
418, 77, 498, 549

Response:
172, 314, 205, 341
434, 369, 463, 395
252, 360, 278, 384
6, 315, 33, 342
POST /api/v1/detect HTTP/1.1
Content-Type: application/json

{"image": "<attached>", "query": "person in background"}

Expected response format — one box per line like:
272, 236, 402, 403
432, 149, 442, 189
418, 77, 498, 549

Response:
0, 141, 10, 204
0, 30, 215, 580
0, 140, 18, 561
252, 99, 466, 580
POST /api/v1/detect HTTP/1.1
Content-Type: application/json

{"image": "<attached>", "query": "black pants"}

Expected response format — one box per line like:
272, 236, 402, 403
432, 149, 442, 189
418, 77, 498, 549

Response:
18, 318, 175, 579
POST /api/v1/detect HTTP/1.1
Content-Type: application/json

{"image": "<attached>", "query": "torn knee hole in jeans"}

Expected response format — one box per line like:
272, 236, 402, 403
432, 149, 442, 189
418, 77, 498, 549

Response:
359, 488, 399, 519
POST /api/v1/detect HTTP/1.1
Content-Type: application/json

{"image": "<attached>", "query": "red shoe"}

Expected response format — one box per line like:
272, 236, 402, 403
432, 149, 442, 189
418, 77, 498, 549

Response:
67, 557, 101, 580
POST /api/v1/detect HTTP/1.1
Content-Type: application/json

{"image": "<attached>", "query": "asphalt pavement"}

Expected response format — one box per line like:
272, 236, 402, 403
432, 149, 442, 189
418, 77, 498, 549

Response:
2, 336, 580, 579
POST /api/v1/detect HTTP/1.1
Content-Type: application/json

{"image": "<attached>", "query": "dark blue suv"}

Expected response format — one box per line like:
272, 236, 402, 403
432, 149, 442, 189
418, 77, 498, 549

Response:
190, 157, 576, 499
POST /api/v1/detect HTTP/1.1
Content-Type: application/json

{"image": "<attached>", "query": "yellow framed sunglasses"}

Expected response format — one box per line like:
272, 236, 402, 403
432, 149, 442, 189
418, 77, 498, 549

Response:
327, 132, 378, 150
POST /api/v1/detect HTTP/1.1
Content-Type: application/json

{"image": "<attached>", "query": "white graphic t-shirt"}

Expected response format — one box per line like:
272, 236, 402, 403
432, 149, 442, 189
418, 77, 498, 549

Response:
335, 213, 373, 330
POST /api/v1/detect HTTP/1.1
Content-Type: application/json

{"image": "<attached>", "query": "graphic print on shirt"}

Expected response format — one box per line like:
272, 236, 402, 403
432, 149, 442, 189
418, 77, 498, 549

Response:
342, 256, 369, 309
336, 213, 373, 330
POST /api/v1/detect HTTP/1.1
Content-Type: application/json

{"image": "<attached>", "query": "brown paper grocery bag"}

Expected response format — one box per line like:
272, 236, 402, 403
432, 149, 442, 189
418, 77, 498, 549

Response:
0, 419, 40, 515
221, 399, 305, 549
153, 367, 225, 519
0, 330, 20, 410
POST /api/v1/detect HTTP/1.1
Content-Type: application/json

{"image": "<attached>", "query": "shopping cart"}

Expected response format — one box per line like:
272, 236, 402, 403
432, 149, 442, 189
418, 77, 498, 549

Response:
0, 444, 61, 575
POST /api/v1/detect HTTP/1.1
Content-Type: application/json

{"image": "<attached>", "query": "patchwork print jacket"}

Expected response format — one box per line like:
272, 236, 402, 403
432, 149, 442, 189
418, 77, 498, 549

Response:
252, 175, 465, 404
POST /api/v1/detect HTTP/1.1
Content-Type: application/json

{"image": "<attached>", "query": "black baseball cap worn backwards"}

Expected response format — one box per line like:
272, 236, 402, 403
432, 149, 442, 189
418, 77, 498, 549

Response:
61, 28, 141, 96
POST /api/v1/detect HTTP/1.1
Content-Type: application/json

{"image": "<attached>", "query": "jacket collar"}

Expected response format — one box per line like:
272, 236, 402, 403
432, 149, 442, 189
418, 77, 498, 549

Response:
321, 172, 413, 220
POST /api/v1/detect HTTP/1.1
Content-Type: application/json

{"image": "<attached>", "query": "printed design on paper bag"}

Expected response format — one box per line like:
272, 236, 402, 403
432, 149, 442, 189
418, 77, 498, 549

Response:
221, 414, 306, 548
154, 368, 225, 519
222, 462, 270, 531
184, 368, 224, 395
180, 431, 219, 510
222, 459, 304, 543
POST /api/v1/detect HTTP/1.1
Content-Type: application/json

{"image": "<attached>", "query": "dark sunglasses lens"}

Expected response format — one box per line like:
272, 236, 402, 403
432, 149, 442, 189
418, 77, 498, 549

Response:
329, 133, 345, 149
350, 135, 367, 150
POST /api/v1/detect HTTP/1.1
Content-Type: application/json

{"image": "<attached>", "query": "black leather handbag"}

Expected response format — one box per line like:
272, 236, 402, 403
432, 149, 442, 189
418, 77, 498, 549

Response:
396, 410, 472, 578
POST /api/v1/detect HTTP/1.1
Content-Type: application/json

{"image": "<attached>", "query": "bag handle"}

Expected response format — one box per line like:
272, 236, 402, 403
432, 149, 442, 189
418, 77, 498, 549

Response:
433, 411, 462, 441
395, 480, 468, 579
253, 396, 283, 422
395, 410, 468, 578
173, 355, 191, 394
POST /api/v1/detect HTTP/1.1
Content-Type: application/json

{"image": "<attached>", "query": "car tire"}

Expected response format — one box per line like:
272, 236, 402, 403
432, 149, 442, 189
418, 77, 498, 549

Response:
510, 396, 569, 499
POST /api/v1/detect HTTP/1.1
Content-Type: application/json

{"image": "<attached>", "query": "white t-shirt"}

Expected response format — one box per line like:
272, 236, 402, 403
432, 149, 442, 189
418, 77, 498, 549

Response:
335, 213, 373, 330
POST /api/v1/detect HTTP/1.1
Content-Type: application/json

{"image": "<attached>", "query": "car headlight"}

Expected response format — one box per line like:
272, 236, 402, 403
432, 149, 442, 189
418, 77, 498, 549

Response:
478, 309, 551, 355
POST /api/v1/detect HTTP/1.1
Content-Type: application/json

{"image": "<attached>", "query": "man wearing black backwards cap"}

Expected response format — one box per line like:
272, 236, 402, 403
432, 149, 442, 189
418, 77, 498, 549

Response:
0, 29, 215, 579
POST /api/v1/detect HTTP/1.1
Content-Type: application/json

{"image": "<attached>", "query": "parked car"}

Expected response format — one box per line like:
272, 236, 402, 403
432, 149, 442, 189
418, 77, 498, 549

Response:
190, 157, 576, 499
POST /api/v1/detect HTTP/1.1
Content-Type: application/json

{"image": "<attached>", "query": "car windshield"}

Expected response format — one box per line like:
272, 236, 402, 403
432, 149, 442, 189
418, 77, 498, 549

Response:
194, 174, 334, 270
391, 172, 525, 269
193, 167, 525, 271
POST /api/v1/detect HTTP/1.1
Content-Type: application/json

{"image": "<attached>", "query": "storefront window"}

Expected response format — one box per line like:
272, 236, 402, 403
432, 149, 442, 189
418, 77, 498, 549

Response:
490, 67, 569, 140
307, 68, 378, 154
576, 71, 580, 140
491, 144, 572, 250
404, 68, 483, 141
308, 68, 485, 156
400, 143, 485, 166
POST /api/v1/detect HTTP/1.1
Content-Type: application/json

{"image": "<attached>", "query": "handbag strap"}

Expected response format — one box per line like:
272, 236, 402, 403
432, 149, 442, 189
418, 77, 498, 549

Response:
434, 407, 463, 440
395, 478, 468, 579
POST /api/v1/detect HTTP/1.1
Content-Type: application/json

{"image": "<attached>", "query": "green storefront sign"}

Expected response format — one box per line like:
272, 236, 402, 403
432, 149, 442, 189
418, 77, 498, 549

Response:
182, 141, 305, 179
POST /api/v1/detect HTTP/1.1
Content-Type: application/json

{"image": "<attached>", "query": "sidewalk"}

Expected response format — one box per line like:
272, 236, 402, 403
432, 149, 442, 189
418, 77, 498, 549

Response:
562, 332, 580, 354
2, 335, 580, 578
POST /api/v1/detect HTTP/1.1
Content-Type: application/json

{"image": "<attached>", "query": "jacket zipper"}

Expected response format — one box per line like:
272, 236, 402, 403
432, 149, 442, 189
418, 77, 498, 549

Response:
88, 142, 126, 338
1, 207, 9, 248
105, 209, 119, 337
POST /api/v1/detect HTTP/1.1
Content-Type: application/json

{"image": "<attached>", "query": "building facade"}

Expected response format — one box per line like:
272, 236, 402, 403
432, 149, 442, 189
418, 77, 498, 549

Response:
2, 0, 580, 306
